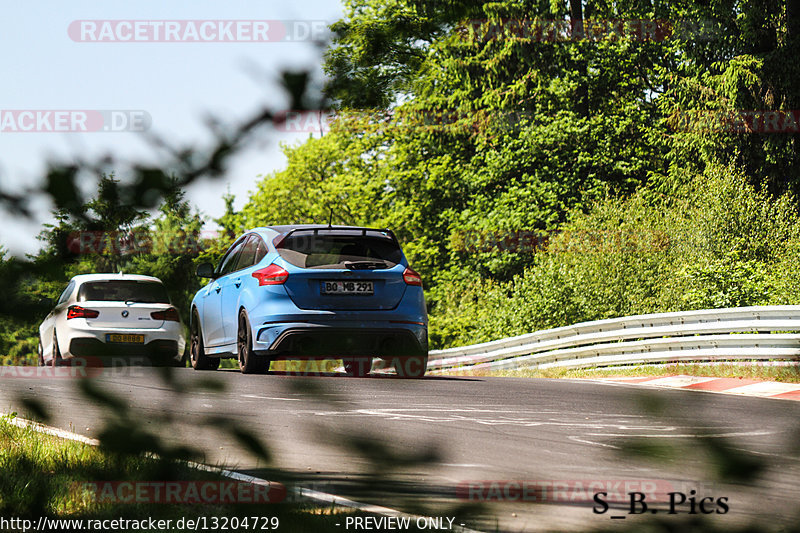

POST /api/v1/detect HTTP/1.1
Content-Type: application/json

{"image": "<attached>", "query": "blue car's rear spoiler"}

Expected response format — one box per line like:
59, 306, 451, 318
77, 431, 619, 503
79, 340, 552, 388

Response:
272, 226, 400, 248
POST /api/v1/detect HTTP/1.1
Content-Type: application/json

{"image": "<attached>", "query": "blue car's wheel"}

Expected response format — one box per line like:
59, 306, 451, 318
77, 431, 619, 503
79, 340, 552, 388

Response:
190, 311, 219, 371
237, 310, 269, 374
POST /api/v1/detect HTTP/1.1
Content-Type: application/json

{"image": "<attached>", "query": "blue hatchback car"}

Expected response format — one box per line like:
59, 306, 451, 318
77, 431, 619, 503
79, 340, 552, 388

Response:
189, 225, 428, 377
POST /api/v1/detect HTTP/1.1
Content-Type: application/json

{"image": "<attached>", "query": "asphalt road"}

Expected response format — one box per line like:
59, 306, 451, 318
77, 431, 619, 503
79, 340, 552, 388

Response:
2, 366, 800, 532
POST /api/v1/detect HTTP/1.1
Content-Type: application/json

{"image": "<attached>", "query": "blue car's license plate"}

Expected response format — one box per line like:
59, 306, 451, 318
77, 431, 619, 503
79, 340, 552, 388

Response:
321, 281, 374, 295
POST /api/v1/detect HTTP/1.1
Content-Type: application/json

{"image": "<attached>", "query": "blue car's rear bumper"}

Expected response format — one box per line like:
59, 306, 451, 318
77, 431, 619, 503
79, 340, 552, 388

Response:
254, 320, 427, 357
247, 280, 427, 358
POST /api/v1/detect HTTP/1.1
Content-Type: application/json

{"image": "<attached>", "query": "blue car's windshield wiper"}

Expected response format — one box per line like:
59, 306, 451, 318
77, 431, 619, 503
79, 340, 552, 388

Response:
343, 260, 389, 270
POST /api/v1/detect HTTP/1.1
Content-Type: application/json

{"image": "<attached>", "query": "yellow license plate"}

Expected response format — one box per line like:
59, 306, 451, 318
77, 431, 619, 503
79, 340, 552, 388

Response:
106, 334, 145, 344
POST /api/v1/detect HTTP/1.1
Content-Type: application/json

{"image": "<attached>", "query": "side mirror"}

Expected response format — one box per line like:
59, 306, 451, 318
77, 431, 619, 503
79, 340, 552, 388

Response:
195, 262, 217, 279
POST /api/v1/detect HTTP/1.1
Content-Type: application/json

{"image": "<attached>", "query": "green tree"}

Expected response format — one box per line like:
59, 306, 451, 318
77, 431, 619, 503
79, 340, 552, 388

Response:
128, 179, 206, 326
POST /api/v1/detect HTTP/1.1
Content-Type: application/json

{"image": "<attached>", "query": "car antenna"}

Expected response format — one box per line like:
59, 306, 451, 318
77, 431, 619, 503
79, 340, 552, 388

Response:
327, 206, 333, 228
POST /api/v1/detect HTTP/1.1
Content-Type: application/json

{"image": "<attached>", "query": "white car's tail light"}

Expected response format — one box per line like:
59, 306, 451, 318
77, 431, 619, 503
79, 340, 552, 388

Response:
150, 308, 180, 321
67, 305, 100, 319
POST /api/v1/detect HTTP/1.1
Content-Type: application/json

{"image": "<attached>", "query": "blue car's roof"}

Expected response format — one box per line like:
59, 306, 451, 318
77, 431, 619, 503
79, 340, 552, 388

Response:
259, 224, 389, 233
247, 225, 398, 243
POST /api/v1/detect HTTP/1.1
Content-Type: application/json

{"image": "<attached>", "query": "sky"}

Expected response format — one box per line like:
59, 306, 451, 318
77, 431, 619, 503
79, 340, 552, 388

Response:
0, 0, 344, 257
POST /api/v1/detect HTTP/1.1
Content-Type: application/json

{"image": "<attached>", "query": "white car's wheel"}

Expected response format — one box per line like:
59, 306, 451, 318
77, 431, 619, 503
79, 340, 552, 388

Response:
37, 336, 44, 366
49, 332, 63, 367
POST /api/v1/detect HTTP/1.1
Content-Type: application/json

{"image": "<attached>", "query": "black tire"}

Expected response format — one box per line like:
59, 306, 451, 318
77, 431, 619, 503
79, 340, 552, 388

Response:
175, 342, 189, 367
237, 310, 269, 374
190, 311, 219, 371
170, 350, 187, 368
37, 336, 44, 367
344, 357, 373, 377
393, 355, 428, 378
49, 332, 63, 367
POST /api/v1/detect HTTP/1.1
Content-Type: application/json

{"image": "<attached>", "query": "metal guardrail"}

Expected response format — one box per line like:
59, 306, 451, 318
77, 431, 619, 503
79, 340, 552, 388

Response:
425, 306, 800, 372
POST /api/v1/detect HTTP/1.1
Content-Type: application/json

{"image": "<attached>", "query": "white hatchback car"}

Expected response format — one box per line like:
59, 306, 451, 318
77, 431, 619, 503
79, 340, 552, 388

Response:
38, 273, 186, 367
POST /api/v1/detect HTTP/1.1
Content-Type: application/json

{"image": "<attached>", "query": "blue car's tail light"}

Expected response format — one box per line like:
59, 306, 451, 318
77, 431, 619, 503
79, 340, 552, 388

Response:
402, 267, 423, 286
252, 264, 289, 286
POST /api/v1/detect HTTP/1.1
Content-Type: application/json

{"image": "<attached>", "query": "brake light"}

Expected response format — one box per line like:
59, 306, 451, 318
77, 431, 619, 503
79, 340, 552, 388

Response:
151, 308, 180, 322
403, 267, 423, 286
252, 264, 289, 285
67, 305, 100, 319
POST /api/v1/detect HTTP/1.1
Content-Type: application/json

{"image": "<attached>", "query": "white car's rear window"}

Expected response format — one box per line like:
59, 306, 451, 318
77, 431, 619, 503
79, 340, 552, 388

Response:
77, 281, 170, 303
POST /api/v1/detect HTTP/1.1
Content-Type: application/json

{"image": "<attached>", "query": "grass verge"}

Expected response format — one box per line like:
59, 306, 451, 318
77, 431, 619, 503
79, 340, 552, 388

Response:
0, 414, 427, 531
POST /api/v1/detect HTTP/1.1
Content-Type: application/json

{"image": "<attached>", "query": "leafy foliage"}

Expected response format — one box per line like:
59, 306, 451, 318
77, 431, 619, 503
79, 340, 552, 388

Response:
226, 0, 800, 349
429, 164, 800, 347
2, 3, 800, 531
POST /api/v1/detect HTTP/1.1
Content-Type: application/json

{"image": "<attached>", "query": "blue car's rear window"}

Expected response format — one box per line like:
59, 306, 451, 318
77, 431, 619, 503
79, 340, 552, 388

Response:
276, 232, 403, 269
